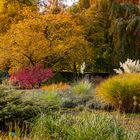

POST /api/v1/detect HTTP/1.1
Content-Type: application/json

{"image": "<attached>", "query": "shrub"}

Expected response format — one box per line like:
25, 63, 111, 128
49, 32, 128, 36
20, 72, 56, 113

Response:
0, 85, 61, 129
10, 64, 53, 89
96, 74, 140, 113
61, 80, 96, 108
61, 95, 94, 108
41, 82, 70, 92
71, 80, 92, 94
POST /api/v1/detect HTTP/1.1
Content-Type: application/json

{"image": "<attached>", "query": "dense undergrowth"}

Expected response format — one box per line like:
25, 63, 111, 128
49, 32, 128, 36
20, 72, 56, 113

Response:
0, 111, 139, 140
0, 76, 139, 139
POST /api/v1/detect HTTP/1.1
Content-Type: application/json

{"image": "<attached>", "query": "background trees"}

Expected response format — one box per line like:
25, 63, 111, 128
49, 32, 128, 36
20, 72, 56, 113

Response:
110, 1, 140, 67
0, 7, 94, 73
79, 0, 140, 72
0, 0, 139, 74
80, 0, 112, 72
0, 11, 49, 73
0, 0, 36, 33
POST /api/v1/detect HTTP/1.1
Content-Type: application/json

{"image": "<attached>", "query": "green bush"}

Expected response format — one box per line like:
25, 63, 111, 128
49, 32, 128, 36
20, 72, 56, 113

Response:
61, 92, 105, 110
96, 74, 140, 113
0, 85, 61, 129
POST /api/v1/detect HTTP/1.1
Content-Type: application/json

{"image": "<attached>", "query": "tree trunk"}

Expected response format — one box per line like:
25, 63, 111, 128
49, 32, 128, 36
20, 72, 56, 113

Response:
73, 62, 77, 80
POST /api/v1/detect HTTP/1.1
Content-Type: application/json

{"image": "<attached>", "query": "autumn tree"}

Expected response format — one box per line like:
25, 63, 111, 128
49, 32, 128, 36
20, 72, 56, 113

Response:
79, 0, 140, 72
0, 9, 94, 73
79, 0, 112, 72
0, 0, 37, 33
43, 13, 94, 72
0, 11, 50, 73
79, 0, 90, 9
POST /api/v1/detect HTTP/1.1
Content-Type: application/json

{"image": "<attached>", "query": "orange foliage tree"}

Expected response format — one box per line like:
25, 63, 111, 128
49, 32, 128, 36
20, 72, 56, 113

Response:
0, 7, 94, 73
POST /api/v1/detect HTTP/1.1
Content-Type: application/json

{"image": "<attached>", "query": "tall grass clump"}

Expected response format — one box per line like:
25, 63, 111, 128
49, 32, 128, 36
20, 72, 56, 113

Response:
71, 80, 92, 94
31, 111, 140, 140
96, 74, 140, 113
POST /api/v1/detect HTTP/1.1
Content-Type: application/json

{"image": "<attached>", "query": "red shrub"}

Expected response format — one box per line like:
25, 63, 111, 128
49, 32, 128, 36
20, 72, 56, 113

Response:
10, 64, 53, 89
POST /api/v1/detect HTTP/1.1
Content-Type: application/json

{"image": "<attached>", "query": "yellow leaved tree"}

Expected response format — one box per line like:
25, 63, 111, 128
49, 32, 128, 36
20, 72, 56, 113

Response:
0, 8, 94, 73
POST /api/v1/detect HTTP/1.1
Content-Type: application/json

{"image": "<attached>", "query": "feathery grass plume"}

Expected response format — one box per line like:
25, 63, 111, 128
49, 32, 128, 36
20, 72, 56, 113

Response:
114, 59, 140, 74
80, 62, 86, 74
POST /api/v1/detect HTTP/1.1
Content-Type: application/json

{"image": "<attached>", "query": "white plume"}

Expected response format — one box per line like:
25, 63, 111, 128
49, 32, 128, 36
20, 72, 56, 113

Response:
114, 58, 140, 74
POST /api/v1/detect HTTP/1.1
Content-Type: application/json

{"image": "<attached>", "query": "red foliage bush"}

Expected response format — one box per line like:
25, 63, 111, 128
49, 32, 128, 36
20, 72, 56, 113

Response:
10, 64, 53, 89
